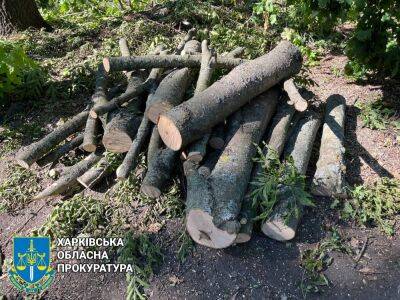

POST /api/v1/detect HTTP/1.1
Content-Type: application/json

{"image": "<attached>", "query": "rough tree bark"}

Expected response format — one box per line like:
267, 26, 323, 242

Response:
261, 111, 322, 241
36, 133, 83, 168
77, 156, 110, 189
15, 110, 89, 168
235, 102, 296, 243
158, 41, 302, 150
311, 94, 347, 197
103, 54, 245, 73
0, 0, 50, 35
185, 89, 279, 249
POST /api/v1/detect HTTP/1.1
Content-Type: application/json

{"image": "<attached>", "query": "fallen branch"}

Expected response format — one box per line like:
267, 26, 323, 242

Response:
36, 133, 84, 167
15, 110, 89, 169
77, 156, 110, 189
158, 41, 302, 150
283, 78, 308, 112
34, 149, 104, 199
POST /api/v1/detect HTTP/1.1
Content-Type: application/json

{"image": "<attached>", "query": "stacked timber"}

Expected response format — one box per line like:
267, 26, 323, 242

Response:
14, 29, 347, 248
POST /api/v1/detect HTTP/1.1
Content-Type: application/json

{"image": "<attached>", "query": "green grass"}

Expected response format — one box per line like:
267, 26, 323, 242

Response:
0, 165, 41, 213
341, 178, 400, 235
176, 231, 194, 263
355, 99, 397, 131
300, 227, 351, 298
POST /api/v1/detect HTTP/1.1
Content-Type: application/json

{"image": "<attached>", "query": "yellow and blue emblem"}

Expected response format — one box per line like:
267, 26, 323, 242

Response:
9, 237, 55, 294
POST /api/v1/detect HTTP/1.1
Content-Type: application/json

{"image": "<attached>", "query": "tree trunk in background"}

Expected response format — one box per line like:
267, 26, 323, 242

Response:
0, 0, 50, 35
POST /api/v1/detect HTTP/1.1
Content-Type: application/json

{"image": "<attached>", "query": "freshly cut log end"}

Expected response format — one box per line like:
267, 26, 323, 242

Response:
158, 41, 302, 150
186, 209, 237, 249
235, 232, 251, 244
103, 131, 134, 153
82, 142, 97, 153
261, 219, 296, 242
157, 115, 182, 151
103, 57, 111, 73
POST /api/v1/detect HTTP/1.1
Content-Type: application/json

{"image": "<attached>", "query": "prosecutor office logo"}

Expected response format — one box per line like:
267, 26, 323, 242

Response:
9, 237, 55, 294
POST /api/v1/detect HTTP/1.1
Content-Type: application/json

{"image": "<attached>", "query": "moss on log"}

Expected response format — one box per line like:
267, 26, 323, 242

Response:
15, 110, 89, 169
261, 111, 322, 241
185, 89, 279, 248
311, 94, 347, 197
158, 41, 302, 150
34, 150, 104, 199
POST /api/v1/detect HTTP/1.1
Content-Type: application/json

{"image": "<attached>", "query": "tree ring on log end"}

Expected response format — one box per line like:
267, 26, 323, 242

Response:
103, 58, 111, 72
261, 220, 296, 241
158, 115, 182, 150
82, 144, 97, 153
186, 209, 237, 249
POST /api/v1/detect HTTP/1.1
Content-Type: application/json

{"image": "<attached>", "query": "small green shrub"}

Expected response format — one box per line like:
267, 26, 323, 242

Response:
342, 178, 400, 235
252, 145, 314, 224
355, 99, 396, 130
0, 40, 47, 107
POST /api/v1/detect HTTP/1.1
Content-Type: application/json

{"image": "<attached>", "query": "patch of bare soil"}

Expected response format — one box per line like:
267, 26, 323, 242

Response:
1, 54, 399, 300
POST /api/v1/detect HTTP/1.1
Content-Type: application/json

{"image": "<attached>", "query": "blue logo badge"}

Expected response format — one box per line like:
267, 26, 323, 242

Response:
9, 237, 55, 294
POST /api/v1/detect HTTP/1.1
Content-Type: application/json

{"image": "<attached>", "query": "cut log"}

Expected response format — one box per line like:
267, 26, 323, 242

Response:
36, 133, 84, 168
174, 28, 197, 54
261, 111, 322, 241
34, 150, 104, 199
82, 65, 108, 152
186, 89, 279, 248
103, 54, 245, 73
140, 147, 179, 198
119, 38, 133, 79
283, 78, 308, 112
147, 126, 162, 165
185, 40, 216, 162
235, 102, 296, 243
311, 94, 347, 197
158, 41, 302, 150
145, 68, 191, 124
15, 110, 89, 169
102, 108, 142, 153
77, 156, 110, 189
208, 124, 225, 150
197, 149, 221, 177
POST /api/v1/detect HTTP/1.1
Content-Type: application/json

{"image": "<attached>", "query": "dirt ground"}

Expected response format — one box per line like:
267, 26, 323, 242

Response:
1, 50, 400, 299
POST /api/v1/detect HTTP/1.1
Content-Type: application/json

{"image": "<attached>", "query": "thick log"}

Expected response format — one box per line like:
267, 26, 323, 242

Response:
34, 150, 104, 199
140, 147, 179, 198
185, 89, 279, 248
77, 156, 110, 189
311, 94, 347, 197
145, 68, 191, 124
103, 54, 245, 73
158, 41, 302, 150
82, 65, 108, 152
283, 78, 308, 112
185, 40, 216, 162
36, 133, 84, 167
236, 102, 296, 243
15, 110, 89, 169
261, 111, 321, 241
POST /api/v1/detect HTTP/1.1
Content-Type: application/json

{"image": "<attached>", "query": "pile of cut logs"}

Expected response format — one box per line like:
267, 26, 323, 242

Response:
14, 29, 347, 249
